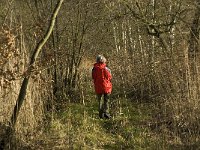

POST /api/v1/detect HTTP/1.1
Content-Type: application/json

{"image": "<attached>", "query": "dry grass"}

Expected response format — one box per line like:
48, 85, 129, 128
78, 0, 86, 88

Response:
9, 98, 163, 149
1, 2, 200, 148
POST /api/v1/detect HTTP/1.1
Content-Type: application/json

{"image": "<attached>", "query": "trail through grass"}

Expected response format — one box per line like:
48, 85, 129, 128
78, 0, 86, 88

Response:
25, 96, 172, 150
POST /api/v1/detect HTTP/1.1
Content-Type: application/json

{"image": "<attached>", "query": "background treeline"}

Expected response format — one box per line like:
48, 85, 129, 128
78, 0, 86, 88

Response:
0, 0, 200, 149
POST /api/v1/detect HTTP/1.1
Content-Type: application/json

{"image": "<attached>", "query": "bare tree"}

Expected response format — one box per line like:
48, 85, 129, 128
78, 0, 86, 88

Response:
0, 0, 64, 149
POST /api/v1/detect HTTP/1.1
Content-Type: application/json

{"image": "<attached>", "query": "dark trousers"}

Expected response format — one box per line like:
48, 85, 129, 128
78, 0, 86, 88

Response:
97, 93, 110, 118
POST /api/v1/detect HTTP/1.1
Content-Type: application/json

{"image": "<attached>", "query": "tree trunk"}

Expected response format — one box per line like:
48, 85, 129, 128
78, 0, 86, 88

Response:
0, 0, 64, 149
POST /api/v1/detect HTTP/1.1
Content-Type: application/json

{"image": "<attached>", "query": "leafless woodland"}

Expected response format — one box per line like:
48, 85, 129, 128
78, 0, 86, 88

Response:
0, 0, 200, 149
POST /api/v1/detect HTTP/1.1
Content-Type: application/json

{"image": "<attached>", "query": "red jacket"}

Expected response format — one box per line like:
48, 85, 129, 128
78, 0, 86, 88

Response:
92, 63, 112, 94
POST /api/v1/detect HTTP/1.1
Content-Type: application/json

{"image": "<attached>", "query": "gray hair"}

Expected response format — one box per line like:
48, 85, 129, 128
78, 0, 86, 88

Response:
96, 55, 106, 63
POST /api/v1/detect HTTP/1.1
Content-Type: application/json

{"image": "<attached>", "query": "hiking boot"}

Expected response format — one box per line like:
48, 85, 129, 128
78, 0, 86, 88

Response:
99, 110, 103, 119
103, 113, 111, 119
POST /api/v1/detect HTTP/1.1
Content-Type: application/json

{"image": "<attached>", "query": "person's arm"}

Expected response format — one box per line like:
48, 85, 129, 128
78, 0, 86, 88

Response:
105, 67, 112, 81
92, 68, 96, 80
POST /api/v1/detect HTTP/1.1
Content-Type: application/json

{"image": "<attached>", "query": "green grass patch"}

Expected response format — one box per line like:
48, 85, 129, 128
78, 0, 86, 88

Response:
44, 97, 169, 149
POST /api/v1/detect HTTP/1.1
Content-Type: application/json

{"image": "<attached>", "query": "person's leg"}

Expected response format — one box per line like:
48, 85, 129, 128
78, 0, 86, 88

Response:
97, 94, 103, 118
103, 93, 111, 119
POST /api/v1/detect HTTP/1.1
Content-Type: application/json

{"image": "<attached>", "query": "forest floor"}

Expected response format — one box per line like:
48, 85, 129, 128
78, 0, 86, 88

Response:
21, 95, 181, 150
16, 92, 198, 150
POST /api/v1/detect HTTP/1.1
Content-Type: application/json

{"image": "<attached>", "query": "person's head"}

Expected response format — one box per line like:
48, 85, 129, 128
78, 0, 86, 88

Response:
96, 55, 106, 63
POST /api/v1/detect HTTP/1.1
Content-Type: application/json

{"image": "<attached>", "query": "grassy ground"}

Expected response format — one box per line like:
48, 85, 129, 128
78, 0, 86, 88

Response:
24, 96, 172, 150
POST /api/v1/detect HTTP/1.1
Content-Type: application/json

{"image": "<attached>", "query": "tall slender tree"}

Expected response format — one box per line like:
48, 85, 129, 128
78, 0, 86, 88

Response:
0, 0, 64, 149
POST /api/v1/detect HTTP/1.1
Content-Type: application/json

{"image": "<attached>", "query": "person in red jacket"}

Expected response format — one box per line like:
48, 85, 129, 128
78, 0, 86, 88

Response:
92, 55, 112, 119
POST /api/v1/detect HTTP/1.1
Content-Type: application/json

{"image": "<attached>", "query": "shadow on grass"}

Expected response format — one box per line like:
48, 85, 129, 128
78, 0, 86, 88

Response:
168, 143, 200, 150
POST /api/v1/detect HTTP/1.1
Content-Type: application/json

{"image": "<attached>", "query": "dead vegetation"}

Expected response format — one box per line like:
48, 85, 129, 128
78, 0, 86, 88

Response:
0, 0, 200, 149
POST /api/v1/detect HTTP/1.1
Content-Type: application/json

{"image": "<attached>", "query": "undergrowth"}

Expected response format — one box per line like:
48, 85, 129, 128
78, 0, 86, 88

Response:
20, 96, 173, 150
9, 95, 200, 150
